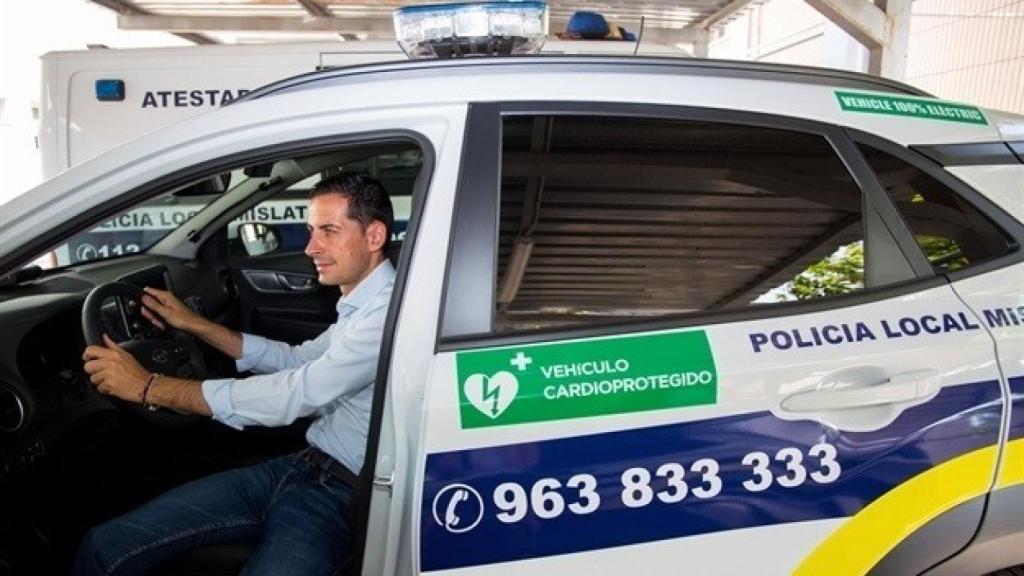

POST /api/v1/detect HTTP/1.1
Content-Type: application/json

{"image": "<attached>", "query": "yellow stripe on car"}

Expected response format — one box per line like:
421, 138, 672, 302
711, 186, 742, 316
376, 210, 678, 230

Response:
794, 444, 1000, 576
996, 437, 1024, 489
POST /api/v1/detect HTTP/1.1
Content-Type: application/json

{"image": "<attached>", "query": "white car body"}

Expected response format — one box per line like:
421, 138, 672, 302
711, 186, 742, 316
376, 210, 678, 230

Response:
2, 57, 1023, 576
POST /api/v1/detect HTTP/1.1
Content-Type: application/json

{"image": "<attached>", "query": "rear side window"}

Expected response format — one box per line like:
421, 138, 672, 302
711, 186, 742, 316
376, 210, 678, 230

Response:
496, 116, 884, 333
859, 144, 1015, 273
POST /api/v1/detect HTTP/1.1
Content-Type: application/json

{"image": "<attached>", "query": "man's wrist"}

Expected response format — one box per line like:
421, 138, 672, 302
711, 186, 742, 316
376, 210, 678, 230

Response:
144, 375, 213, 417
183, 314, 207, 336
142, 373, 161, 410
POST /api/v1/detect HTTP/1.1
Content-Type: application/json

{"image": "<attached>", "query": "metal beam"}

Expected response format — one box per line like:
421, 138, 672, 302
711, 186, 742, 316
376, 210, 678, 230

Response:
804, 0, 886, 48
117, 14, 395, 35
498, 117, 552, 308
871, 0, 911, 79
88, 0, 217, 44
295, 0, 331, 18
691, 0, 759, 30
294, 1, 359, 41
173, 32, 217, 45
668, 0, 757, 57
88, 0, 138, 15
804, 0, 911, 78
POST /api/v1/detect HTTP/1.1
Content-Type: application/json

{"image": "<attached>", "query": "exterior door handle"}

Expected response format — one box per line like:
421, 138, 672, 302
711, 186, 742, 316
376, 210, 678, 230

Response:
780, 369, 940, 413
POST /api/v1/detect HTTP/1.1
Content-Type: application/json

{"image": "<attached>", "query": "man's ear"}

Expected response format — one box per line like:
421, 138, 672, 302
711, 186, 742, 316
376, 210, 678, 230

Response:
365, 220, 387, 253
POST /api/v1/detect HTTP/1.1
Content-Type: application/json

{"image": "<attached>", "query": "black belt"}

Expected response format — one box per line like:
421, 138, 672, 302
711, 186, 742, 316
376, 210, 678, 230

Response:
300, 446, 358, 486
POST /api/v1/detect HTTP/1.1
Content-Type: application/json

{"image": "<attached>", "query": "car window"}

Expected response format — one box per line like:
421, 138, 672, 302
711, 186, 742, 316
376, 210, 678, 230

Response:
226, 150, 423, 255
859, 143, 1015, 273
494, 115, 881, 332
40, 173, 235, 269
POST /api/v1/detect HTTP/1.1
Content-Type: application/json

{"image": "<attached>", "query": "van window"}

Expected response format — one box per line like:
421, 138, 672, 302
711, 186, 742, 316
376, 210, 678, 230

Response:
858, 144, 1014, 272
495, 115, 874, 332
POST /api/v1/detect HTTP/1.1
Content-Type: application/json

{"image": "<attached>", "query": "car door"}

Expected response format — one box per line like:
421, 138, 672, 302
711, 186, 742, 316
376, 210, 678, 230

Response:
412, 104, 1007, 575
854, 137, 1024, 575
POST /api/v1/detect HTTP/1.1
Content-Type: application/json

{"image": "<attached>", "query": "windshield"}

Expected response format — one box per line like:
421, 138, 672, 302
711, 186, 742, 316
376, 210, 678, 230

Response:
34, 172, 238, 270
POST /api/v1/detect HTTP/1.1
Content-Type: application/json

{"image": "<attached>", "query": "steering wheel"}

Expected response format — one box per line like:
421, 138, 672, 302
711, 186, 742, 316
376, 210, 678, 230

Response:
82, 282, 206, 427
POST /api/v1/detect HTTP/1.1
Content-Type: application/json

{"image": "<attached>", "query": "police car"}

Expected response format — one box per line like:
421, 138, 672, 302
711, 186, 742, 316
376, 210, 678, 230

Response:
1, 2, 1022, 575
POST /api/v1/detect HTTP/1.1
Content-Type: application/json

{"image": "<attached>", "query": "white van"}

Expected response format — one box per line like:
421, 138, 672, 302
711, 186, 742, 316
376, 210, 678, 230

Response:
39, 38, 688, 179
3, 4, 1023, 575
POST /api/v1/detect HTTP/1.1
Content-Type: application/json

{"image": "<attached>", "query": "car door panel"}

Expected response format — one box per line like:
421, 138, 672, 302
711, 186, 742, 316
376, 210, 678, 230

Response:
415, 283, 1002, 575
409, 102, 1005, 575
229, 252, 338, 344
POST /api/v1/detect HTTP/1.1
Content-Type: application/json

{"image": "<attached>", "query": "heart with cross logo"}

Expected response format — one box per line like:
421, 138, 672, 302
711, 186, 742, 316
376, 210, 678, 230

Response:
463, 371, 519, 419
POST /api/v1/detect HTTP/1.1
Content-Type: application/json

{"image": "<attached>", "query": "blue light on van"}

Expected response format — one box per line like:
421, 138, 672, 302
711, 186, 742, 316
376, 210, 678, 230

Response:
95, 79, 125, 102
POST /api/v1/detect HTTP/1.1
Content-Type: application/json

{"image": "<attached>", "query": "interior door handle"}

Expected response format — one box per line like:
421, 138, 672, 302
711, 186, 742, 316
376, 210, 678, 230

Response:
276, 273, 316, 292
780, 369, 940, 413
241, 270, 317, 294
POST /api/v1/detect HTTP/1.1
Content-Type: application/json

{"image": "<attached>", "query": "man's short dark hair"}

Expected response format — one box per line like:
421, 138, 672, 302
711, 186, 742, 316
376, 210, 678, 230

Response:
310, 172, 394, 251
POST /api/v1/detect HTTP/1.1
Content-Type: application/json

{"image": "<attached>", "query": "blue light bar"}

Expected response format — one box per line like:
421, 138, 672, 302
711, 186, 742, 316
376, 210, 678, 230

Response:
394, 1, 549, 60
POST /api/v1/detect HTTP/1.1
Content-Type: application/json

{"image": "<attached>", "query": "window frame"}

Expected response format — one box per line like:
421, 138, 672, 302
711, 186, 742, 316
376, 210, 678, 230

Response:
849, 128, 1024, 281
438, 101, 944, 351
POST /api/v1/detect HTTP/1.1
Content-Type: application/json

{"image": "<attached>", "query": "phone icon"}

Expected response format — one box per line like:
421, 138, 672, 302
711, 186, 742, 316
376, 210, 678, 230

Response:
432, 483, 483, 534
445, 489, 469, 529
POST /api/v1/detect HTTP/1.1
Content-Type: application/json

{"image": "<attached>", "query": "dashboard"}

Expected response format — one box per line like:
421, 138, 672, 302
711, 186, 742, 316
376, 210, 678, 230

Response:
0, 255, 227, 485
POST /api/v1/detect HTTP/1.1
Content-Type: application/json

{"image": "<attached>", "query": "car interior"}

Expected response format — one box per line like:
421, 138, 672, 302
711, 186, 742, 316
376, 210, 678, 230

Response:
0, 141, 423, 575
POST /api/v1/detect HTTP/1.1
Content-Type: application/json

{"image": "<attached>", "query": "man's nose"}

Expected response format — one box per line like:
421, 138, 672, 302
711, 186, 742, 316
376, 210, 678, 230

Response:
305, 234, 319, 257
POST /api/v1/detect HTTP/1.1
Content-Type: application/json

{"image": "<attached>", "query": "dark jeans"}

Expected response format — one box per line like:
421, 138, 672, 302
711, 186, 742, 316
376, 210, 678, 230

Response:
72, 452, 353, 576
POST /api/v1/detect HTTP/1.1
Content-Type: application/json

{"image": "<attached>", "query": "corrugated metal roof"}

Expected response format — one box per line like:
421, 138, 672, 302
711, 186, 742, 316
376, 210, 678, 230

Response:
494, 114, 865, 327
89, 0, 763, 44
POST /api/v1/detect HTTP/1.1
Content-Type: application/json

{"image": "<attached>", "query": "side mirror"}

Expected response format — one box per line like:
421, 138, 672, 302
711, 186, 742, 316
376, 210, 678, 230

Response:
239, 222, 281, 257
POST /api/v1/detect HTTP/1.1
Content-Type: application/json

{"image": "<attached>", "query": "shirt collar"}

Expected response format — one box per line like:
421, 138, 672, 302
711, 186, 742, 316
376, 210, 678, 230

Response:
337, 260, 396, 314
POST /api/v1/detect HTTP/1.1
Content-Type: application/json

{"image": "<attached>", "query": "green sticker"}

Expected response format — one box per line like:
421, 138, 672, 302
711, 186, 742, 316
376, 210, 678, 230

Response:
835, 91, 987, 125
456, 330, 718, 429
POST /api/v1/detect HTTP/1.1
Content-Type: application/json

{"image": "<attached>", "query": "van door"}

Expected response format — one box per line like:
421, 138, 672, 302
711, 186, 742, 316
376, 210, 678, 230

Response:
413, 104, 1007, 575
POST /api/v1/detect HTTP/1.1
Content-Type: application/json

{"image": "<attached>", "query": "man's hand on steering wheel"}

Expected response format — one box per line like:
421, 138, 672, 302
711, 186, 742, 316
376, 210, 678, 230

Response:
141, 287, 202, 333
143, 286, 244, 360
83, 334, 151, 404
81, 281, 211, 426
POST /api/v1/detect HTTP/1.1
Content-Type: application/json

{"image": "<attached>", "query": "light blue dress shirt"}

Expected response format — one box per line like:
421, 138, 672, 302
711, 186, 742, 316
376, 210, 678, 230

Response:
202, 260, 395, 474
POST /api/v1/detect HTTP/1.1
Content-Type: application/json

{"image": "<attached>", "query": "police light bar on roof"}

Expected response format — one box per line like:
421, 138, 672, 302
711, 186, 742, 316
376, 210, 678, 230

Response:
393, 1, 548, 60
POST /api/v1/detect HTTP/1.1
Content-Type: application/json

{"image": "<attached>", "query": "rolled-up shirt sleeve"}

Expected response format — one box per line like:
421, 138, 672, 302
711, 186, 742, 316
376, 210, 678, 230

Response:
203, 298, 387, 429
202, 378, 259, 429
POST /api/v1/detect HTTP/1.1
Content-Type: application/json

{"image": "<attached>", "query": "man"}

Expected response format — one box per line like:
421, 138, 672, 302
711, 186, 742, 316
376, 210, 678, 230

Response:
74, 172, 395, 576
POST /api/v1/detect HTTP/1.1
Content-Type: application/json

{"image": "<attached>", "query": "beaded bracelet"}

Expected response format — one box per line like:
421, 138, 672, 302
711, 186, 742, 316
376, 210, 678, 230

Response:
142, 373, 162, 412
